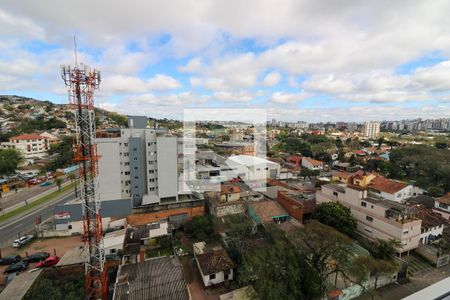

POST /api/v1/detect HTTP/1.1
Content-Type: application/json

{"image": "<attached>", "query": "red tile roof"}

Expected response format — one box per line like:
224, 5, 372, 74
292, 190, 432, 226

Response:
303, 157, 323, 166
332, 171, 352, 179
354, 150, 367, 156
10, 134, 47, 140
369, 176, 408, 194
437, 193, 450, 205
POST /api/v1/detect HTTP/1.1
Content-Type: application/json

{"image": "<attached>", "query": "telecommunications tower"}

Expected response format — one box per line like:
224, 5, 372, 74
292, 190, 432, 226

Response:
61, 59, 105, 299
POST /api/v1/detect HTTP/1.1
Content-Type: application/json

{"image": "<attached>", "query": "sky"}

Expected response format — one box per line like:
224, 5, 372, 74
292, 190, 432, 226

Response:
0, 0, 450, 122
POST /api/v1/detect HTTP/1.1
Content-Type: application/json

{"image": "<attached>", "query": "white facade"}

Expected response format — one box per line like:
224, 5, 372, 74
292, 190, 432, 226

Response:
225, 155, 280, 181
301, 157, 323, 170
97, 138, 122, 201
96, 121, 179, 206
373, 185, 413, 203
363, 122, 380, 139
420, 224, 444, 244
103, 229, 126, 254
148, 220, 169, 238
1, 134, 49, 160
317, 184, 422, 254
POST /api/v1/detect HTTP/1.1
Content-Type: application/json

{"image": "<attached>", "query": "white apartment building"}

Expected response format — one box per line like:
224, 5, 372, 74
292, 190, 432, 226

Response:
96, 116, 180, 207
317, 184, 422, 255
1, 134, 49, 162
363, 121, 380, 139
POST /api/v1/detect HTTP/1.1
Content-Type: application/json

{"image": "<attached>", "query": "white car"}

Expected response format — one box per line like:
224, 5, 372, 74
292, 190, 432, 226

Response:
12, 235, 34, 248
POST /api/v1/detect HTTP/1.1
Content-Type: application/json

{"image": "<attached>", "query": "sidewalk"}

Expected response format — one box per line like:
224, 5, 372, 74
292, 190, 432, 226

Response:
1, 180, 73, 215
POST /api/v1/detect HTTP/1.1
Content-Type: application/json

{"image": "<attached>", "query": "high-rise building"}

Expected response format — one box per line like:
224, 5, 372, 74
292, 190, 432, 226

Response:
96, 116, 179, 207
363, 121, 380, 139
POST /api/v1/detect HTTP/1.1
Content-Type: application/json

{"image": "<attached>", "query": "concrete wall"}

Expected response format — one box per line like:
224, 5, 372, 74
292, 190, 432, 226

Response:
97, 138, 122, 201
127, 206, 205, 226
214, 203, 246, 218
157, 137, 178, 199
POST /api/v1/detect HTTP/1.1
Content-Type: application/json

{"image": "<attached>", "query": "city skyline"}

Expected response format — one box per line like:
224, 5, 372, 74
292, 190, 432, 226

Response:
0, 1, 450, 122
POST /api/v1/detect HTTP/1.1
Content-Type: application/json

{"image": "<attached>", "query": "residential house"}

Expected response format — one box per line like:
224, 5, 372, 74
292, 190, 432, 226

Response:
207, 184, 246, 218
332, 171, 353, 184
113, 256, 190, 300
351, 170, 377, 187
193, 242, 235, 287
433, 193, 450, 221
301, 157, 324, 171
317, 184, 422, 255
368, 176, 413, 203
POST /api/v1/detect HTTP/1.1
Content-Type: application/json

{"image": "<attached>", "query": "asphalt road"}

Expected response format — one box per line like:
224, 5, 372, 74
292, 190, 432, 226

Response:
0, 191, 75, 247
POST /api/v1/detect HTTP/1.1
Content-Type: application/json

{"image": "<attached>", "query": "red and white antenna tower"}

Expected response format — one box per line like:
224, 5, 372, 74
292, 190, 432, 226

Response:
61, 44, 105, 299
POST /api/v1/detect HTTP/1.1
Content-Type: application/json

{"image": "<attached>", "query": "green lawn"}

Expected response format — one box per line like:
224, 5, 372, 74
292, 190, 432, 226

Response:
0, 182, 75, 223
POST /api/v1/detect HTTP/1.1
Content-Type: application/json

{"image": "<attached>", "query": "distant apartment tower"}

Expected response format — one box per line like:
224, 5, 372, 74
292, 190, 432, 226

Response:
96, 116, 179, 207
363, 121, 380, 139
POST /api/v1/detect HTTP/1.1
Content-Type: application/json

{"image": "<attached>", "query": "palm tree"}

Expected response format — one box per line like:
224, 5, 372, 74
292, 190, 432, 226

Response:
55, 177, 63, 192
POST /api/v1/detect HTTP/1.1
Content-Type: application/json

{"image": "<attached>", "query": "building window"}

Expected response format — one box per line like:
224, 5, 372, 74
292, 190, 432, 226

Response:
134, 176, 138, 179
366, 216, 373, 222
403, 230, 409, 235
134, 167, 138, 170
361, 201, 367, 207
125, 171, 130, 175
209, 274, 216, 280
133, 157, 138, 161
149, 187, 155, 191
133, 148, 137, 151
149, 170, 155, 174
149, 179, 155, 182
124, 162, 130, 166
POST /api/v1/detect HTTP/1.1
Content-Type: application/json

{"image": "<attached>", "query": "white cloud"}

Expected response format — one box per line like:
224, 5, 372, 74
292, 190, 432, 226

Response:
102, 74, 181, 94
178, 57, 202, 73
262, 71, 281, 87
270, 91, 308, 104
212, 91, 254, 102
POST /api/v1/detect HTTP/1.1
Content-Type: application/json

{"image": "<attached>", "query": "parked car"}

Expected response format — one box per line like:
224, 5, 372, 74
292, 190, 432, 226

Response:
12, 235, 34, 248
4, 261, 29, 274
40, 181, 52, 187
0, 255, 21, 265
25, 252, 50, 263
37, 256, 60, 268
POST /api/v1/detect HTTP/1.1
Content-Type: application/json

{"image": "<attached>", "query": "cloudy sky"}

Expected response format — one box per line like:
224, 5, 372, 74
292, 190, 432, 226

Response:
1, 0, 450, 122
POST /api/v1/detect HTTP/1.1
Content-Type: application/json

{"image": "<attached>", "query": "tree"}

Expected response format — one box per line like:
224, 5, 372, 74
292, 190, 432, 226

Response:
239, 224, 321, 300
290, 221, 353, 294
55, 177, 63, 192
359, 238, 401, 260
428, 186, 445, 197
45, 136, 74, 171
299, 168, 313, 180
0, 148, 23, 174
312, 202, 357, 237
185, 216, 214, 240
377, 137, 385, 149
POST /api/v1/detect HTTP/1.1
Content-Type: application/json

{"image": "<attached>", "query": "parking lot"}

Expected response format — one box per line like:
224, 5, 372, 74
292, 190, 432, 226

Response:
0, 236, 82, 285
